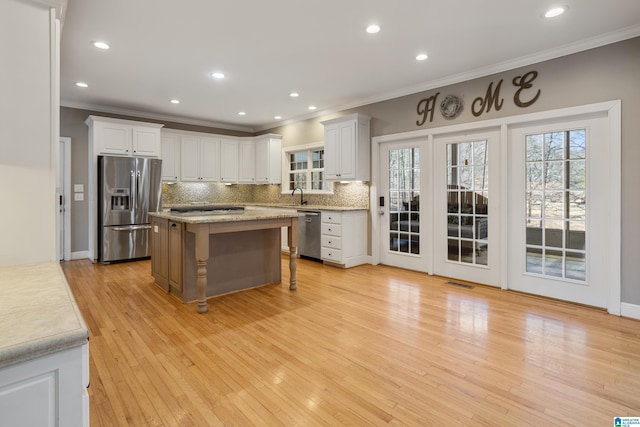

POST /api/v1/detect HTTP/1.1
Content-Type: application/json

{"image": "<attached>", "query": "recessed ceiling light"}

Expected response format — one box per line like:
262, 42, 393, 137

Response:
92, 41, 110, 50
366, 24, 381, 34
75, 82, 88, 88
308, 106, 317, 110
170, 99, 180, 104
416, 53, 429, 61
544, 6, 566, 18
210, 72, 225, 79
238, 111, 246, 116
274, 115, 282, 120
290, 92, 299, 98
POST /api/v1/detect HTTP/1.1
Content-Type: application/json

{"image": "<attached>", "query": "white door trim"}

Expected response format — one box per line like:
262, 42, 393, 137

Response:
59, 137, 72, 261
370, 100, 621, 314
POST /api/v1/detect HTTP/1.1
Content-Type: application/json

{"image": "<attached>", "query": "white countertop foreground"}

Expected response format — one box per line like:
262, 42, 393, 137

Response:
0, 263, 88, 369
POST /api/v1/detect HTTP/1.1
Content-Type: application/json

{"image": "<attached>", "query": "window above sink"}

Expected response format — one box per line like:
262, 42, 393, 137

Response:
282, 142, 334, 195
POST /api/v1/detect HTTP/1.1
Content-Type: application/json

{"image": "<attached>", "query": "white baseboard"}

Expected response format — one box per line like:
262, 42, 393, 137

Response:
69, 251, 89, 261
620, 302, 640, 320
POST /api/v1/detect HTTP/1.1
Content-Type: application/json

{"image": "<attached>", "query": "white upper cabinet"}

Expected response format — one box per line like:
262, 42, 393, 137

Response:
321, 114, 370, 181
180, 136, 220, 182
85, 116, 163, 157
238, 139, 256, 183
132, 126, 162, 157
254, 134, 282, 184
159, 129, 282, 184
220, 139, 239, 183
238, 135, 282, 184
161, 134, 180, 182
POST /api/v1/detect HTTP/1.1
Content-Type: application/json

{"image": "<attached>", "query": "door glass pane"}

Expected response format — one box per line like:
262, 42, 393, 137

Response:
525, 129, 587, 281
446, 140, 488, 265
389, 148, 420, 254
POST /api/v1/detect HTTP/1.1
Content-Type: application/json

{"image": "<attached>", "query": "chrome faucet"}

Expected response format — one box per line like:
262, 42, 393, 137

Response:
292, 187, 307, 205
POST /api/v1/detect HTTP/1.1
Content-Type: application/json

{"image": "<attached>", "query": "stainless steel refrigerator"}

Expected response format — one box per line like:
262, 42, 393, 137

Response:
98, 155, 162, 264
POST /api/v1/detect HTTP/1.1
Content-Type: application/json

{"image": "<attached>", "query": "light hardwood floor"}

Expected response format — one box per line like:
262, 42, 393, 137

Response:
61, 257, 640, 426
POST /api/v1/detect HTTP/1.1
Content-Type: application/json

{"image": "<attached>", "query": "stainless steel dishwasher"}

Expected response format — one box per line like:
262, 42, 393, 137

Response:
297, 210, 321, 260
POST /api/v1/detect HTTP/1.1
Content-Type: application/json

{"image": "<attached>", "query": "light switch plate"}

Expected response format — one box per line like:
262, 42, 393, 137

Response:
74, 193, 84, 201
74, 184, 84, 192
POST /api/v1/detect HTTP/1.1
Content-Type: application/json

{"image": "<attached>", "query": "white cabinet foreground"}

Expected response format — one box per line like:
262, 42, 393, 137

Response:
0, 344, 89, 427
0, 263, 89, 427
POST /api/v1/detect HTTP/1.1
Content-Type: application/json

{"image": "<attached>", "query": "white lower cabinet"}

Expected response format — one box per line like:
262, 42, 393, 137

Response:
321, 210, 368, 268
0, 343, 89, 427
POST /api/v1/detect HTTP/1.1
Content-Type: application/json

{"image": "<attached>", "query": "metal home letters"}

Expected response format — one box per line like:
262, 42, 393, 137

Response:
416, 70, 540, 126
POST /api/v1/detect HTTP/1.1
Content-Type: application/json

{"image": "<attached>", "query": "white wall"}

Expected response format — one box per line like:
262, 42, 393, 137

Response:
0, 0, 57, 266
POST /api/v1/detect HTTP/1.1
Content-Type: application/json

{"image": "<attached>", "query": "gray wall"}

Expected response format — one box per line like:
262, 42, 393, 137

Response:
59, 107, 254, 253
264, 37, 640, 305
61, 37, 640, 304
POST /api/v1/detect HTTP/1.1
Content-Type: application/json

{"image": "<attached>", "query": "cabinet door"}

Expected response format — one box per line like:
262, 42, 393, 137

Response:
254, 138, 269, 183
200, 137, 220, 181
132, 126, 161, 157
323, 123, 340, 179
180, 137, 201, 181
96, 121, 131, 155
161, 134, 180, 181
238, 140, 256, 183
168, 221, 182, 291
151, 217, 168, 290
220, 139, 239, 183
337, 121, 357, 179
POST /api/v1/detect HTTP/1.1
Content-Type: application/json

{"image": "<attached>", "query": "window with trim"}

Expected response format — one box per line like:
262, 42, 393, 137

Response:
283, 143, 333, 194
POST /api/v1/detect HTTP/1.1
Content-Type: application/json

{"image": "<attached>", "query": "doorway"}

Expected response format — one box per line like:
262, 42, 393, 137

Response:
507, 114, 612, 307
378, 139, 431, 272
371, 101, 620, 313
58, 137, 71, 261
433, 130, 501, 286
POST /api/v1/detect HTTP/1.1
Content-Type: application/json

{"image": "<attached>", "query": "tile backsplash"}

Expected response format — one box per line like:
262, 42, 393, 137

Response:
162, 182, 370, 208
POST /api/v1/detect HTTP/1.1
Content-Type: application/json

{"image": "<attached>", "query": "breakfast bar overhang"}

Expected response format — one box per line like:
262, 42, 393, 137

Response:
149, 209, 300, 313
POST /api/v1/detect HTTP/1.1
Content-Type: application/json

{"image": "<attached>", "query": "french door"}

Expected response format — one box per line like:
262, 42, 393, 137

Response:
379, 139, 431, 272
433, 130, 501, 285
507, 115, 611, 307
374, 102, 619, 311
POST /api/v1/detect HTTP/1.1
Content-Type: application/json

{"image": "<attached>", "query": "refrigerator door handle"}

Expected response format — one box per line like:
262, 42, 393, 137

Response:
111, 225, 152, 232
130, 169, 135, 206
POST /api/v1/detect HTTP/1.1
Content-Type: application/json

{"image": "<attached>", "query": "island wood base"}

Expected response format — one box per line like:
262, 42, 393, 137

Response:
151, 214, 299, 313
187, 217, 298, 313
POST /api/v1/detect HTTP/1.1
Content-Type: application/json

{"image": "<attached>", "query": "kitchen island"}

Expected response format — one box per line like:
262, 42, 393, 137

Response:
149, 207, 300, 313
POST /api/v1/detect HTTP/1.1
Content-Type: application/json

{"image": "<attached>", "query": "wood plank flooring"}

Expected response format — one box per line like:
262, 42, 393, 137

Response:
61, 258, 640, 426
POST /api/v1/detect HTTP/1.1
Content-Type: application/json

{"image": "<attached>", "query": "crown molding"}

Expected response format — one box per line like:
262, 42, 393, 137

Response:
60, 101, 255, 134
255, 25, 640, 132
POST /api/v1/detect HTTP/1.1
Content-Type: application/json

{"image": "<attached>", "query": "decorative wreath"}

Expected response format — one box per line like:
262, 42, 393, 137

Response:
440, 95, 464, 120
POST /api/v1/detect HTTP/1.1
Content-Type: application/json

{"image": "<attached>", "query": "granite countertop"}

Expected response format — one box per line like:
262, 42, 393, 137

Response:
245, 203, 368, 211
0, 263, 89, 369
149, 208, 303, 224
162, 203, 369, 212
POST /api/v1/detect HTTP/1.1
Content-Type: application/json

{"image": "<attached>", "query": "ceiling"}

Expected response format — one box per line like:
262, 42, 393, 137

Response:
59, 0, 640, 133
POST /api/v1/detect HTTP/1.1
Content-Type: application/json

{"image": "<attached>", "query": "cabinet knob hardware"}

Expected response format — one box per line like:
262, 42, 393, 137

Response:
171, 223, 177, 227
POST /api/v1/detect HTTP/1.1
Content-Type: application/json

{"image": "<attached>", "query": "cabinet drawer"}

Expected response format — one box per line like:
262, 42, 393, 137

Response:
321, 223, 342, 236
322, 247, 343, 262
321, 212, 342, 224
321, 235, 342, 249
